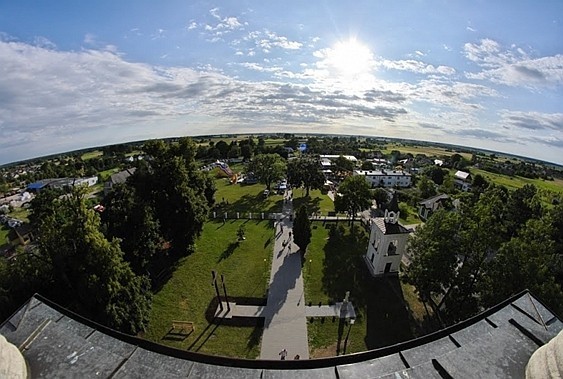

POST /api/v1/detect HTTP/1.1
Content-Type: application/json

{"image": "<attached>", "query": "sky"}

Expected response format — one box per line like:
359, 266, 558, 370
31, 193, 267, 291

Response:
1, 1, 562, 165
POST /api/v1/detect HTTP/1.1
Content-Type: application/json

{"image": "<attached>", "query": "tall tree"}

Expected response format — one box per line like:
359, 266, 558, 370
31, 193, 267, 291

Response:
247, 153, 286, 190
417, 175, 437, 199
479, 218, 563, 316
293, 205, 312, 254
15, 188, 152, 334
287, 157, 325, 196
132, 138, 215, 255
403, 209, 461, 322
102, 184, 162, 274
334, 175, 371, 223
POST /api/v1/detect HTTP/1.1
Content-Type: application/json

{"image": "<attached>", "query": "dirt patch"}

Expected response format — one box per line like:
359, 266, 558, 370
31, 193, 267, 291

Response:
310, 342, 338, 358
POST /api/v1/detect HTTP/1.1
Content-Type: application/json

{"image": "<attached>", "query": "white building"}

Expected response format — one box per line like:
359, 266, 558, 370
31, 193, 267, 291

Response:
364, 197, 411, 276
454, 170, 472, 191
354, 170, 412, 188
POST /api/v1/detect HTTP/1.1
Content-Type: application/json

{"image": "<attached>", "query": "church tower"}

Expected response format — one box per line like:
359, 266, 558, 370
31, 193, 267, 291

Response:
364, 193, 411, 276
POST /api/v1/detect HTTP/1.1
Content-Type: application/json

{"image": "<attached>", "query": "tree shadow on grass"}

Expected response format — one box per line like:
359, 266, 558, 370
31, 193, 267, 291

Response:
214, 192, 284, 214
293, 195, 323, 214
217, 241, 240, 263
364, 277, 414, 349
321, 224, 370, 308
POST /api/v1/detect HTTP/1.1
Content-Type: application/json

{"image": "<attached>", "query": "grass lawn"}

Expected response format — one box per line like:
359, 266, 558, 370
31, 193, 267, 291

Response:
98, 167, 120, 182
144, 219, 274, 358
292, 189, 334, 215
7, 207, 30, 223
399, 202, 421, 225
213, 177, 284, 214
304, 222, 429, 357
470, 168, 563, 194
81, 150, 103, 160
0, 225, 9, 244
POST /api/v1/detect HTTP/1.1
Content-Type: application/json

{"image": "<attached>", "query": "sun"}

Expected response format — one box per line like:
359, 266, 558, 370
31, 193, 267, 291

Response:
328, 38, 373, 77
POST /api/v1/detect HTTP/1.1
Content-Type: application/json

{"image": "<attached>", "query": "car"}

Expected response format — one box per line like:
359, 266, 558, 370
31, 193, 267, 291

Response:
263, 189, 270, 197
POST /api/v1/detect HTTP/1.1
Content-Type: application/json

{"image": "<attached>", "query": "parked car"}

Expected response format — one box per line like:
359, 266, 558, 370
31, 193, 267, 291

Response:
263, 189, 270, 198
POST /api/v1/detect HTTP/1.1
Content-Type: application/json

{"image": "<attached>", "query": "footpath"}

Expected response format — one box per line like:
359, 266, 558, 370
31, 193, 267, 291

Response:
259, 190, 309, 360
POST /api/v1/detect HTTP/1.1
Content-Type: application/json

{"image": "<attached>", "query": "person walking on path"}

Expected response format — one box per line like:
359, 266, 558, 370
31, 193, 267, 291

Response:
279, 349, 288, 360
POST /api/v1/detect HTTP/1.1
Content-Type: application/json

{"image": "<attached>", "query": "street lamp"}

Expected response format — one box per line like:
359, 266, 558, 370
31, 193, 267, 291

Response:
343, 318, 355, 354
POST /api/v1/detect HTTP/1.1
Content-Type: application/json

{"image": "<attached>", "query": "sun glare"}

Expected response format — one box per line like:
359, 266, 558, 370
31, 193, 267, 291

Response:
328, 38, 373, 77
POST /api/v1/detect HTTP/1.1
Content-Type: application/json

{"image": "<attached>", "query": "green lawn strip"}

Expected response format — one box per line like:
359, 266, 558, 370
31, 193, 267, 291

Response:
7, 208, 30, 223
145, 220, 273, 358
98, 167, 120, 182
213, 177, 283, 214
81, 150, 103, 160
398, 202, 421, 225
0, 226, 10, 244
304, 222, 422, 356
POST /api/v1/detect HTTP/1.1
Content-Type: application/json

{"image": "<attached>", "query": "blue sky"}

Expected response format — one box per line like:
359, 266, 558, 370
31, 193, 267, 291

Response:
1, 0, 562, 164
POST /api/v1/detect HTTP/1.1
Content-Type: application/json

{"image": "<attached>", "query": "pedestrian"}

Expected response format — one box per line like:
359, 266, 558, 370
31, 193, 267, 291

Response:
289, 231, 292, 239
294, 354, 300, 360
279, 349, 287, 360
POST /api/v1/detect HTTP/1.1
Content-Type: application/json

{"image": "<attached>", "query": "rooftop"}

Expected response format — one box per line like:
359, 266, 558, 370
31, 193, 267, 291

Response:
2, 290, 560, 378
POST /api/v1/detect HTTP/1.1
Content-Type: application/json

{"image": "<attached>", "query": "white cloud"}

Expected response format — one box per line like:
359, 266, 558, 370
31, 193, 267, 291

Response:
463, 38, 563, 87
243, 30, 303, 53
466, 26, 476, 32
187, 22, 198, 30
499, 110, 563, 131
375, 59, 456, 76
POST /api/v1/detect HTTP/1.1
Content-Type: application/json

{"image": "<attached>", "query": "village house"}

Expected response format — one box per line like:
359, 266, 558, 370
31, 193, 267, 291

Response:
454, 170, 472, 191
353, 169, 412, 188
417, 193, 450, 221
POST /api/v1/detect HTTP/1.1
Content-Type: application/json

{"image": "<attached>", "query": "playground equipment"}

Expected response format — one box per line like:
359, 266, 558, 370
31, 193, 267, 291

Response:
217, 161, 233, 176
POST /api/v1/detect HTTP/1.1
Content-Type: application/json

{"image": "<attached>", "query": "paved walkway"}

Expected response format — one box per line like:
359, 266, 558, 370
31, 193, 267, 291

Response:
259, 190, 310, 360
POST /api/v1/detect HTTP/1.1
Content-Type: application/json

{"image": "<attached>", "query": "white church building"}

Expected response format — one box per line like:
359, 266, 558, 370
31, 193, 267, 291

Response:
364, 196, 411, 276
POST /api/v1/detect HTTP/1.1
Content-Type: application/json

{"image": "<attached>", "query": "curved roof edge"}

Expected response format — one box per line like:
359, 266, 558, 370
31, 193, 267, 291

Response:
1, 290, 562, 377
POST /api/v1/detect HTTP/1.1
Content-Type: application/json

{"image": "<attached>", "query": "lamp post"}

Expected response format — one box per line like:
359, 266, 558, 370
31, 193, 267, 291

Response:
343, 318, 355, 354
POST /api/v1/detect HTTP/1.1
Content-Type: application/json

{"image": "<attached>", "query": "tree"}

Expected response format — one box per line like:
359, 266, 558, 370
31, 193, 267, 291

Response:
102, 184, 162, 274
293, 205, 312, 253
417, 175, 436, 199
403, 209, 461, 323
248, 153, 286, 190
424, 166, 447, 185
361, 161, 374, 171
479, 218, 563, 316
16, 188, 152, 334
132, 138, 215, 255
372, 188, 389, 208
287, 157, 325, 196
334, 175, 371, 223
333, 155, 355, 177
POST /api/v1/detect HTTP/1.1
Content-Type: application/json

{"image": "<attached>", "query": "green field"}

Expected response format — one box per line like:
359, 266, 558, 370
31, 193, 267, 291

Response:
81, 150, 103, 160
213, 176, 284, 214
291, 189, 335, 215
471, 168, 563, 194
382, 144, 473, 160
144, 220, 273, 358
98, 167, 120, 182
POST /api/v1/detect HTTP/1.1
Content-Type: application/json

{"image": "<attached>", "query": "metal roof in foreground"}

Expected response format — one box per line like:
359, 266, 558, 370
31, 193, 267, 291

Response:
1, 290, 561, 378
